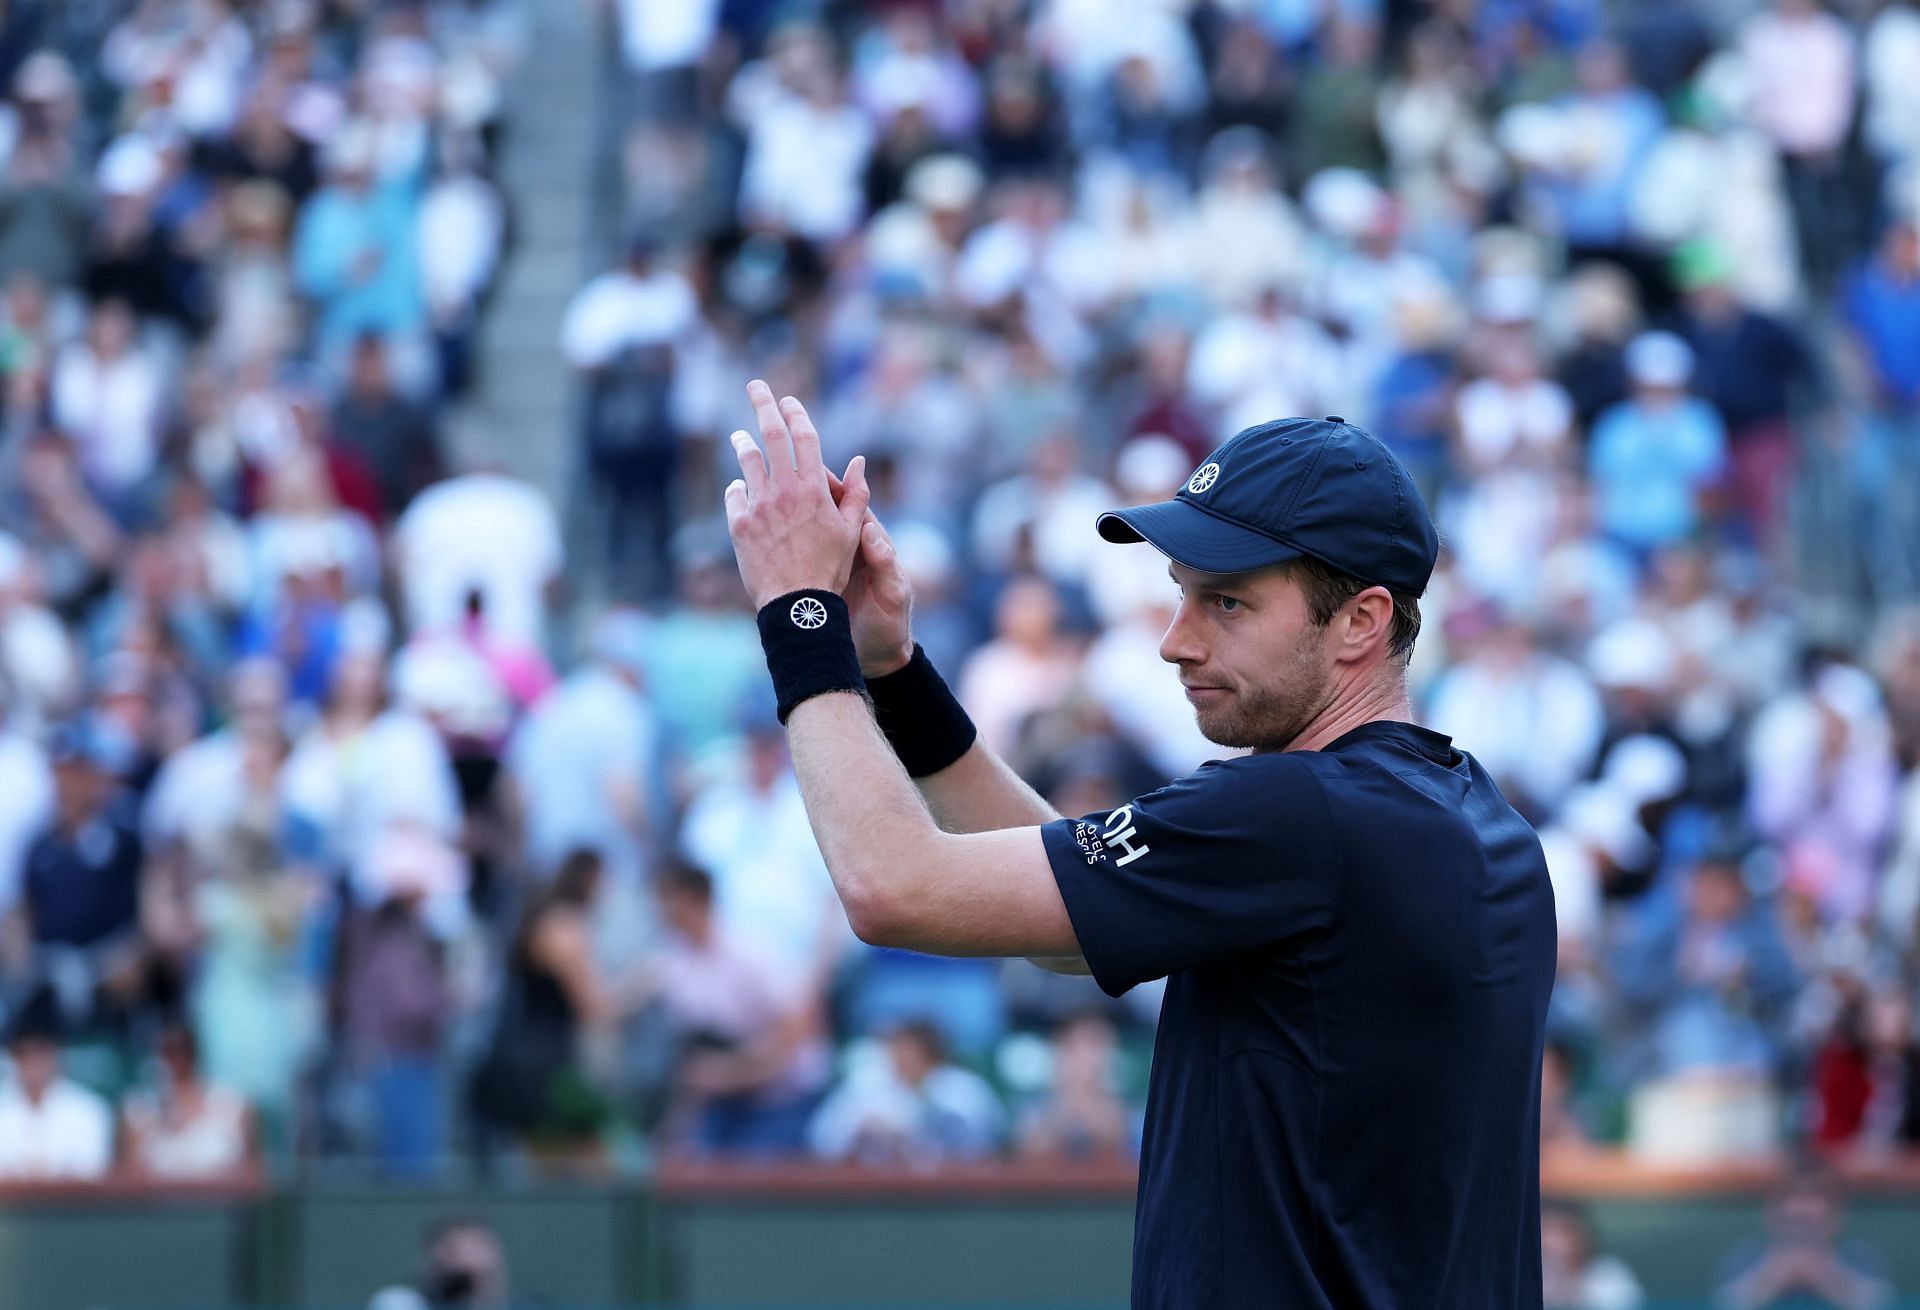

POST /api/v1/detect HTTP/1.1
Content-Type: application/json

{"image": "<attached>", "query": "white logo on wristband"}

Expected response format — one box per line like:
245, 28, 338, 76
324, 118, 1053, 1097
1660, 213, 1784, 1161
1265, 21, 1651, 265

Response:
790, 597, 829, 630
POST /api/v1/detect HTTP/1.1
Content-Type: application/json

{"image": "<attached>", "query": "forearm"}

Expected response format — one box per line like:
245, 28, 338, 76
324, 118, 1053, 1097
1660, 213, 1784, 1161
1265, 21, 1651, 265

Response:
865, 646, 1058, 832
785, 691, 947, 939
915, 741, 1061, 833
785, 692, 1079, 959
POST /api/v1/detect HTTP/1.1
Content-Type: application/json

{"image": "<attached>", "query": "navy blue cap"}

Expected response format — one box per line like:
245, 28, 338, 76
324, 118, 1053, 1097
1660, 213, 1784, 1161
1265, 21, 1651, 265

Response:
1097, 416, 1439, 596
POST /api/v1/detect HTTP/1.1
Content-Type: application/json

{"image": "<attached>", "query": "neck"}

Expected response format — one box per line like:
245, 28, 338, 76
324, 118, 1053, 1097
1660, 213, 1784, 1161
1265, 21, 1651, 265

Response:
1282, 670, 1412, 754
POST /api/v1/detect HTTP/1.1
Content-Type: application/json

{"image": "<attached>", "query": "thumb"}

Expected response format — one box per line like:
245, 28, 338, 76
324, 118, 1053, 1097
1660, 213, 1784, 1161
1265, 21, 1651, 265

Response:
837, 455, 872, 535
862, 517, 910, 602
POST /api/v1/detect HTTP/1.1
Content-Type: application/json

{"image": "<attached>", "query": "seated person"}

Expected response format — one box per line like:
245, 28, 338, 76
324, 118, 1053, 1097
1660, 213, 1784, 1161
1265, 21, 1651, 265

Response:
0, 988, 113, 1179
120, 1022, 256, 1178
808, 1018, 1004, 1163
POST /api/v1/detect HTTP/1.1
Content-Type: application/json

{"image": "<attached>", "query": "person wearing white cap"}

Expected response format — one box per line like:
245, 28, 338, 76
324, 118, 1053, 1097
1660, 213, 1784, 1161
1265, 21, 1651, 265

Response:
1588, 331, 1729, 554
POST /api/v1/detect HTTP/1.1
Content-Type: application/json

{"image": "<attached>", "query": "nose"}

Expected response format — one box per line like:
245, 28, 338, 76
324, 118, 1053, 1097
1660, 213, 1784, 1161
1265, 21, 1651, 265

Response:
1159, 596, 1204, 668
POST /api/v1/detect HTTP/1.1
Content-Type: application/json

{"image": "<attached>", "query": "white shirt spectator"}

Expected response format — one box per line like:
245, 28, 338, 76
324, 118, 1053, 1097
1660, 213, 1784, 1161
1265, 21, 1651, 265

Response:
0, 1075, 113, 1179
1084, 614, 1218, 778
1740, 4, 1857, 158
0, 595, 80, 738
559, 266, 697, 371
955, 216, 1115, 314
281, 709, 463, 897
52, 340, 165, 493
1183, 182, 1308, 309
121, 1084, 251, 1178
1425, 638, 1604, 814
969, 470, 1115, 589
680, 761, 850, 980
1747, 664, 1901, 923
1455, 376, 1574, 470
1187, 305, 1340, 438
143, 729, 254, 857
808, 1044, 1004, 1162
393, 473, 563, 648
419, 171, 504, 325
1865, 4, 1920, 165
618, 0, 723, 72
507, 665, 658, 884
739, 92, 873, 241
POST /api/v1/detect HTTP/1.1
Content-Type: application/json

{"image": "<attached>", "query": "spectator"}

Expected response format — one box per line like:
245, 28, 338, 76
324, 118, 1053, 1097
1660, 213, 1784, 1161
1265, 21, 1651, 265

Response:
418, 136, 505, 398
679, 712, 849, 983
1015, 1011, 1135, 1161
470, 849, 641, 1162
1588, 332, 1728, 557
1541, 1200, 1646, 1310
1747, 661, 1901, 926
292, 125, 427, 390
329, 334, 444, 525
1426, 605, 1604, 821
393, 471, 563, 652
505, 611, 658, 890
1716, 1168, 1894, 1310
1740, 0, 1862, 291
808, 1019, 1004, 1164
368, 1215, 516, 1310
9, 719, 147, 1033
653, 859, 829, 1157
332, 823, 462, 1177
1837, 216, 1920, 601
957, 575, 1084, 760
0, 987, 112, 1179
1672, 241, 1818, 549
120, 1021, 255, 1179
50, 298, 166, 507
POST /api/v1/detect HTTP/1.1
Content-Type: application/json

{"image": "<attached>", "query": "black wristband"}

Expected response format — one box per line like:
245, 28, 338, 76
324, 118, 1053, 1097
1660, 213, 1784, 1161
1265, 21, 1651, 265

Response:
866, 644, 977, 778
756, 590, 867, 724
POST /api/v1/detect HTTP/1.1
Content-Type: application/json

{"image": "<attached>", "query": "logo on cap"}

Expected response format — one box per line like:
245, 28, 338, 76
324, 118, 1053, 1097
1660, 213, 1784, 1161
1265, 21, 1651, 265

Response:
790, 597, 828, 629
1187, 462, 1220, 495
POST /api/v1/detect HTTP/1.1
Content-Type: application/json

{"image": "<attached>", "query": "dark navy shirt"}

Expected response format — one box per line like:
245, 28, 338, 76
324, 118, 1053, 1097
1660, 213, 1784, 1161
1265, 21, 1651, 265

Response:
1042, 720, 1556, 1310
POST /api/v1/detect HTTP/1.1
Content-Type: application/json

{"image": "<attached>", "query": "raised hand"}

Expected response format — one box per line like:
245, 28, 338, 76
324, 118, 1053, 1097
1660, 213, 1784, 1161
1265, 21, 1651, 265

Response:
722, 380, 870, 608
824, 460, 916, 678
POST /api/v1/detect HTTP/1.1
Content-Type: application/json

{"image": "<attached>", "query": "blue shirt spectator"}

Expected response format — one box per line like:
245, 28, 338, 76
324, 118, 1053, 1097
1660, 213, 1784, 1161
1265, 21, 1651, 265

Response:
1590, 333, 1727, 551
293, 133, 424, 364
1839, 218, 1920, 411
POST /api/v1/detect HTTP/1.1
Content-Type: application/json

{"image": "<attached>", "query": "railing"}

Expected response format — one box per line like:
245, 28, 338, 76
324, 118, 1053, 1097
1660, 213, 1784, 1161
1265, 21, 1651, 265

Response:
3, 1156, 1919, 1308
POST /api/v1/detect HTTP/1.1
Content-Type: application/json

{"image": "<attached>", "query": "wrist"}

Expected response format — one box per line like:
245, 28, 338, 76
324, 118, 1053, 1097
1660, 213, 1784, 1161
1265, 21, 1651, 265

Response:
866, 644, 976, 777
860, 639, 915, 681
755, 590, 868, 724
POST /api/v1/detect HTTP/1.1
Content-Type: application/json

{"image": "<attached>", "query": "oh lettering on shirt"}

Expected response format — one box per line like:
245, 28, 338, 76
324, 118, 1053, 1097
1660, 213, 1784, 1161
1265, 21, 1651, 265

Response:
1074, 804, 1151, 868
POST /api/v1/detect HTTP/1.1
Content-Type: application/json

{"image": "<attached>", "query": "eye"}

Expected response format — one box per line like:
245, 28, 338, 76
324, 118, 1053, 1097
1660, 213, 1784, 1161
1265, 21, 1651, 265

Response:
1213, 595, 1243, 614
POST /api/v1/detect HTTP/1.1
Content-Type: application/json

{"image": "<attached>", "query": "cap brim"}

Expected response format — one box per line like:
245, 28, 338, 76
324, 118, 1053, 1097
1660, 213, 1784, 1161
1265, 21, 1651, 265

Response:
1096, 500, 1301, 575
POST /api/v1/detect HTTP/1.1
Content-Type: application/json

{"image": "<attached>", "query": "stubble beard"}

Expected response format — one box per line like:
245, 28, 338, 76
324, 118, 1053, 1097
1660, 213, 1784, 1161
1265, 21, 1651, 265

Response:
1191, 628, 1333, 751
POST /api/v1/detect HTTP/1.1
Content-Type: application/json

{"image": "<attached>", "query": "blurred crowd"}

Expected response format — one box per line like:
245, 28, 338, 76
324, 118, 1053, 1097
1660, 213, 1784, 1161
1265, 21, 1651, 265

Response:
5, 0, 1920, 1199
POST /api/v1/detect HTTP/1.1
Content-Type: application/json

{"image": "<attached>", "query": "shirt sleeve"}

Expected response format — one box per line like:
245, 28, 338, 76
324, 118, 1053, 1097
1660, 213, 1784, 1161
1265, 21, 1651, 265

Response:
1040, 754, 1341, 997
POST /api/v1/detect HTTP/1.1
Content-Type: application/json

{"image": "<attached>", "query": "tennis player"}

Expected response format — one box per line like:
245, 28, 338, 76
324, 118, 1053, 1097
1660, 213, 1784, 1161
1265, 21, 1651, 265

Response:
723, 379, 1556, 1309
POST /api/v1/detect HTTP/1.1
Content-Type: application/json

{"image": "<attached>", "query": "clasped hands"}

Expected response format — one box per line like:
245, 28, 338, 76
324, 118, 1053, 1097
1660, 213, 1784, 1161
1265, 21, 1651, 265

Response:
724, 380, 915, 678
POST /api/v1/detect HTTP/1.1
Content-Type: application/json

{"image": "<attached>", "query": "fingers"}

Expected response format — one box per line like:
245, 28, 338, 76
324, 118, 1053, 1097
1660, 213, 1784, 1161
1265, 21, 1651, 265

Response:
723, 478, 748, 534
747, 379, 794, 485
836, 454, 871, 536
781, 394, 824, 479
729, 429, 767, 498
861, 515, 908, 596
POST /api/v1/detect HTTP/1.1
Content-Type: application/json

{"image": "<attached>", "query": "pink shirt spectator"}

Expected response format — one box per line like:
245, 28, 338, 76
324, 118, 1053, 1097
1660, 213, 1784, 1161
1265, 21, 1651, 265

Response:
1741, 4, 1858, 158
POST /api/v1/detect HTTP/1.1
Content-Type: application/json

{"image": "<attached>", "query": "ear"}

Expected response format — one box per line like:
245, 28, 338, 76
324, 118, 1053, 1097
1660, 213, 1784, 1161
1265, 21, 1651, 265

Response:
1339, 586, 1395, 663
